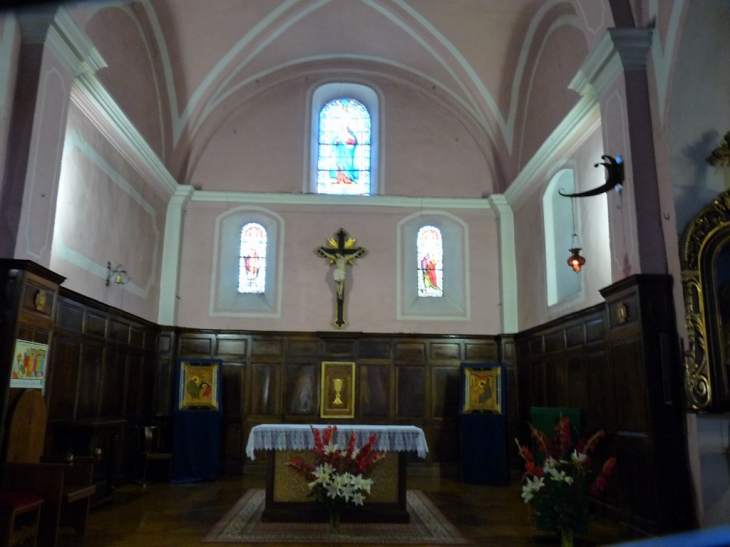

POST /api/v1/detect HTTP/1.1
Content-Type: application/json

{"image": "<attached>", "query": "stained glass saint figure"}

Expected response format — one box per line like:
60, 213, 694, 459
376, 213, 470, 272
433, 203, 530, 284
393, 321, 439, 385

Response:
318, 98, 371, 196
239, 223, 267, 293
417, 226, 443, 297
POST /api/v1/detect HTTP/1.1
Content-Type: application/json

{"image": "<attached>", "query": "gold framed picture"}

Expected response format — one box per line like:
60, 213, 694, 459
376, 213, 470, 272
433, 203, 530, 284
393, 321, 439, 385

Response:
320, 361, 356, 419
178, 359, 221, 410
462, 366, 502, 413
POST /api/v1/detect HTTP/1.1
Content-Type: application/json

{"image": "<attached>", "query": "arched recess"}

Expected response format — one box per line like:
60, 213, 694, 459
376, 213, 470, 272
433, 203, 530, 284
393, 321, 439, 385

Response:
397, 211, 469, 320
210, 206, 284, 317
544, 169, 581, 306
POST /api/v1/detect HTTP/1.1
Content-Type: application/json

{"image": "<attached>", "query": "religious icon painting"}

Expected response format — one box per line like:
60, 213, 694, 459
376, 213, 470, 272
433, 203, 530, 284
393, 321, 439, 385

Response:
177, 359, 222, 410
460, 364, 503, 414
317, 98, 372, 196
320, 361, 356, 419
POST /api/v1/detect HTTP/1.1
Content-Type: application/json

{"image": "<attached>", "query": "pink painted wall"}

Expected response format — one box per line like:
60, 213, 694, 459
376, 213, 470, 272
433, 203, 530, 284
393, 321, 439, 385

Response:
0, 14, 18, 218
84, 4, 168, 161
50, 104, 167, 322
176, 202, 500, 334
514, 127, 611, 331
189, 76, 494, 198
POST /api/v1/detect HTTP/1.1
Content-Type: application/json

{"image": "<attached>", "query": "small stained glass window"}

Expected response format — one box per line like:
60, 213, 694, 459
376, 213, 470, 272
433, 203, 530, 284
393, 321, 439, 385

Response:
317, 98, 371, 195
239, 223, 267, 293
417, 226, 443, 297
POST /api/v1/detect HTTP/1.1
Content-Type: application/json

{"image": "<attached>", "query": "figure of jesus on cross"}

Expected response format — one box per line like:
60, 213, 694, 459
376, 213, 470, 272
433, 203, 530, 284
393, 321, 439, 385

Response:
316, 228, 367, 329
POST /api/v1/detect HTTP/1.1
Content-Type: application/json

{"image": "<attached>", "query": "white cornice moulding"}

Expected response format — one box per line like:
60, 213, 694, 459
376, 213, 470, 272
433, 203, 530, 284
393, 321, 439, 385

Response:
486, 194, 518, 334
504, 96, 600, 207
71, 75, 177, 201
570, 28, 653, 98
19, 6, 106, 76
190, 191, 493, 209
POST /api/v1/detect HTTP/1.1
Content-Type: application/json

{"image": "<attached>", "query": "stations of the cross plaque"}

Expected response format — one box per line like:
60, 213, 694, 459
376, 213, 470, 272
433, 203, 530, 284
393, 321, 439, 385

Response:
316, 228, 367, 329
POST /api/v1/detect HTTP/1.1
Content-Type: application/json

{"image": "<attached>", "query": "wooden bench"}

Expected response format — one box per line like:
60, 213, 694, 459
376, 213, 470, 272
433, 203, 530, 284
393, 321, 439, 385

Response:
0, 492, 44, 547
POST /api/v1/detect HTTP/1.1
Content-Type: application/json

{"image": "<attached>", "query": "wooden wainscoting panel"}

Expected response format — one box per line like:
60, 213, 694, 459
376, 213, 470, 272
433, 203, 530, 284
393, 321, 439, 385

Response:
130, 327, 144, 349
58, 300, 83, 333
124, 350, 145, 418
286, 337, 320, 358
101, 347, 127, 418
395, 342, 426, 362
396, 366, 425, 418
221, 421, 243, 474
566, 324, 584, 348
110, 319, 130, 344
248, 363, 281, 416
251, 338, 283, 360
359, 364, 390, 418
584, 349, 615, 433
324, 338, 355, 358
567, 356, 587, 411
585, 317, 605, 344
284, 363, 318, 417
429, 420, 460, 464
222, 362, 244, 417
611, 339, 649, 432
154, 358, 174, 416
86, 312, 107, 338
529, 337, 543, 357
217, 337, 247, 358
544, 331, 564, 354
47, 336, 81, 420
430, 342, 460, 362
614, 433, 657, 529
358, 340, 391, 360
431, 365, 460, 418
77, 342, 105, 420
544, 357, 569, 407
465, 340, 498, 362
180, 335, 214, 357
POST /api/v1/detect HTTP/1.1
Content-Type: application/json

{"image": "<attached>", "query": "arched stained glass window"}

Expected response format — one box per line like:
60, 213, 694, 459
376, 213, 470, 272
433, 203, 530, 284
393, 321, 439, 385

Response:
239, 223, 267, 293
317, 98, 371, 195
417, 226, 443, 297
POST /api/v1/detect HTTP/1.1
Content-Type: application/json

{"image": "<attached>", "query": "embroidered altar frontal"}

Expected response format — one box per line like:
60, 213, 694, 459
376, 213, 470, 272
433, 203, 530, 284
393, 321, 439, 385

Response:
246, 424, 428, 523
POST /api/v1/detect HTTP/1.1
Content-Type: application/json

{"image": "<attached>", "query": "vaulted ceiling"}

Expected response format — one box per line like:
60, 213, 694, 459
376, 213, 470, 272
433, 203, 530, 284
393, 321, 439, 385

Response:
66, 0, 624, 188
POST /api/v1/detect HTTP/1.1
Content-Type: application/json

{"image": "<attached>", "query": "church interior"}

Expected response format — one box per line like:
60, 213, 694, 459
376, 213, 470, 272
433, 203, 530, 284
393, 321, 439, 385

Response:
1, 0, 730, 545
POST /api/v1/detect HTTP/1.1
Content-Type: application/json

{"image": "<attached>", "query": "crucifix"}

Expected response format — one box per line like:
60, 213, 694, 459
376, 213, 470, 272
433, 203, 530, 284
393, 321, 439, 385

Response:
316, 228, 367, 329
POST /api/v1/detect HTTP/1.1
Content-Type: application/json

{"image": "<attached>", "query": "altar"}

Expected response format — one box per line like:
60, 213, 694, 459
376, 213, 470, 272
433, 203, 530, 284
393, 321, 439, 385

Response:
245, 424, 428, 523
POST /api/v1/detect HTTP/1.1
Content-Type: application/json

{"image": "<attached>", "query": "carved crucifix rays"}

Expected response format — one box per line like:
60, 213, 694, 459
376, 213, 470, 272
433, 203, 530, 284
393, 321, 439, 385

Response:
316, 228, 367, 329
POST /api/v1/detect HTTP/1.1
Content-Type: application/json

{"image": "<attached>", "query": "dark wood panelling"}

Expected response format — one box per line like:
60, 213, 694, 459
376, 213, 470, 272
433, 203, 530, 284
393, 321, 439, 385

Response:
59, 301, 83, 333
47, 337, 81, 420
251, 338, 283, 359
110, 320, 129, 344
611, 339, 649, 432
130, 327, 144, 349
359, 340, 391, 360
217, 337, 247, 357
101, 348, 127, 418
180, 336, 213, 357
359, 365, 390, 417
397, 366, 425, 417
544, 331, 564, 353
585, 317, 605, 344
431, 366, 460, 418
284, 364, 318, 416
429, 421, 460, 464
287, 338, 319, 357
430, 342, 460, 361
529, 337, 543, 356
221, 362, 244, 417
324, 339, 355, 358
465, 341, 498, 362
566, 325, 584, 348
248, 364, 280, 416
395, 342, 426, 362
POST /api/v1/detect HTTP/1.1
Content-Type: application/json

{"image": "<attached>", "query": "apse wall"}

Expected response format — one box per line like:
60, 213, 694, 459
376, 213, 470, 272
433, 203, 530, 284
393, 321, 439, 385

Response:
49, 104, 168, 322
175, 200, 500, 335
188, 76, 494, 198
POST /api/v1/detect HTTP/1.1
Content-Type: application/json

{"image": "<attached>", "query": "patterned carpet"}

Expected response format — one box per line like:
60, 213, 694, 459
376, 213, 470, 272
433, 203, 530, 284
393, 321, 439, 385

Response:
203, 489, 469, 544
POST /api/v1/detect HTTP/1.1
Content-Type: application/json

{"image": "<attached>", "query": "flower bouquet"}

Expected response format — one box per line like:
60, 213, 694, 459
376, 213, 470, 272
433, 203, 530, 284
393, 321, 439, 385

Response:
288, 425, 385, 532
516, 416, 617, 547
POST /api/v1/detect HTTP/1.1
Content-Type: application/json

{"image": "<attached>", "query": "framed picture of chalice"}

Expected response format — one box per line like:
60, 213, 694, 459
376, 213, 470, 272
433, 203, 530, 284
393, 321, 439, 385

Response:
320, 361, 356, 418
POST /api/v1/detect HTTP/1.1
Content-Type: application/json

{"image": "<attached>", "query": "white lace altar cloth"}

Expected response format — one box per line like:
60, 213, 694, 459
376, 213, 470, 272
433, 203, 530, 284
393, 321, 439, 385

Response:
245, 424, 429, 460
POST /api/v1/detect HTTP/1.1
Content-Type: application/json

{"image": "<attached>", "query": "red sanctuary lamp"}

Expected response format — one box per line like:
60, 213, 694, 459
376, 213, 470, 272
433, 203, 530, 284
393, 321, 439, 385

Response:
567, 247, 586, 272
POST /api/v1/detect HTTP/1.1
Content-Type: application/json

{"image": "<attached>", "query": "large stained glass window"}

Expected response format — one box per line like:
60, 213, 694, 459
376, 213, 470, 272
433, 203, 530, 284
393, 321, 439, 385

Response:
417, 226, 443, 297
239, 223, 267, 293
317, 98, 371, 195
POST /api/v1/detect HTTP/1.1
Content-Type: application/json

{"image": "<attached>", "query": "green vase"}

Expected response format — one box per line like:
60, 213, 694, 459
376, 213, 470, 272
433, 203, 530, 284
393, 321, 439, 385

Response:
328, 507, 341, 533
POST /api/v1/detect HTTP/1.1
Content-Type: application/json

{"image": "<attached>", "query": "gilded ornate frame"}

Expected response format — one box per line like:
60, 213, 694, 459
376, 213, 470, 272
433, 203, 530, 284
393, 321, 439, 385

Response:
320, 361, 356, 418
681, 189, 730, 411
